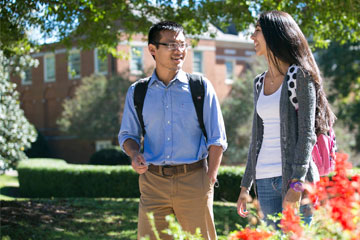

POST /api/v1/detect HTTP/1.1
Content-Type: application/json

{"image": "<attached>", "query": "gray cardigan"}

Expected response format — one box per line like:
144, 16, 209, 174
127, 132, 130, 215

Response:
241, 67, 320, 198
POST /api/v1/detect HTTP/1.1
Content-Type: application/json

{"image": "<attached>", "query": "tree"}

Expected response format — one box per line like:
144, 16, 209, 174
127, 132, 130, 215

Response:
57, 74, 131, 140
317, 41, 360, 151
0, 50, 37, 172
222, 57, 267, 165
1, 0, 359, 58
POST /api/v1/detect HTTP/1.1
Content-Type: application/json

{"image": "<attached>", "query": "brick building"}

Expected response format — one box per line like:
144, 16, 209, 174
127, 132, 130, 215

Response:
12, 28, 254, 163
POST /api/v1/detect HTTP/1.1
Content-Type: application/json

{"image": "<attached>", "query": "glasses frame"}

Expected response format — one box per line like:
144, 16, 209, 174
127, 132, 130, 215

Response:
154, 42, 188, 51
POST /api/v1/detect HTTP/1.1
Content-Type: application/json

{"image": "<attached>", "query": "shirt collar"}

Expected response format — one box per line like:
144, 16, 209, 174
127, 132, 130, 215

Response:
149, 69, 188, 86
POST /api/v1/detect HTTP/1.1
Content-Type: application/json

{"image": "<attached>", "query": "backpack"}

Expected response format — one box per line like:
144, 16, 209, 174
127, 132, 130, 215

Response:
255, 65, 336, 176
133, 73, 207, 141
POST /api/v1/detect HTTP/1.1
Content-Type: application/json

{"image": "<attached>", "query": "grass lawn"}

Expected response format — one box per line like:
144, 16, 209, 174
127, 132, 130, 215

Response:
0, 174, 248, 240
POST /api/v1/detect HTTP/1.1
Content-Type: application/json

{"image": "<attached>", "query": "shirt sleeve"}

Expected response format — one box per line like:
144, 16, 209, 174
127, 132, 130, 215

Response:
118, 84, 142, 153
202, 77, 228, 151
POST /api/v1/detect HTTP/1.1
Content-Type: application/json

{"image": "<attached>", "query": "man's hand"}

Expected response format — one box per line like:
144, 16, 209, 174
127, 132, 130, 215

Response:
130, 151, 148, 174
207, 171, 217, 186
237, 187, 251, 218
283, 188, 301, 211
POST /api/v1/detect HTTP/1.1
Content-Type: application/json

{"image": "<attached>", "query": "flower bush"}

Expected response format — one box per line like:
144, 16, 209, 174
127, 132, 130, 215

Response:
230, 152, 360, 240
144, 153, 359, 239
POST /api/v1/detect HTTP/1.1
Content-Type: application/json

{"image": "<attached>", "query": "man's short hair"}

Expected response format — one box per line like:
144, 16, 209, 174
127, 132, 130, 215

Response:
148, 21, 185, 46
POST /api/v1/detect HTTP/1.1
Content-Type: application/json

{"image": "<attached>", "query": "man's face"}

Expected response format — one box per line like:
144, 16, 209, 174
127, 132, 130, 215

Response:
149, 30, 187, 72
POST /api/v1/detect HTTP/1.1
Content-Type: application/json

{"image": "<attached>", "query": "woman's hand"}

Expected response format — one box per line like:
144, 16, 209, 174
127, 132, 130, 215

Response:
283, 188, 302, 211
237, 187, 251, 217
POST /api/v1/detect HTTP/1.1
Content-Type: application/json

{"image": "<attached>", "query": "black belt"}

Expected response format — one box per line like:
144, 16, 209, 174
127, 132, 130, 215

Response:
148, 159, 205, 176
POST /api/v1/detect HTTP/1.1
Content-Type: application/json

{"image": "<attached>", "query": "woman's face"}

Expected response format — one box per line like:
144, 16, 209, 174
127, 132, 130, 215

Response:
251, 24, 267, 56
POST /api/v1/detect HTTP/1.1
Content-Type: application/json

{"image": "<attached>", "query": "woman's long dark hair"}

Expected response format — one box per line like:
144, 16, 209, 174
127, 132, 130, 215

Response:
259, 10, 336, 134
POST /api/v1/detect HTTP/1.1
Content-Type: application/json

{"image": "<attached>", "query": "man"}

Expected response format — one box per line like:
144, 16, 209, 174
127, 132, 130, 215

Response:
118, 21, 227, 240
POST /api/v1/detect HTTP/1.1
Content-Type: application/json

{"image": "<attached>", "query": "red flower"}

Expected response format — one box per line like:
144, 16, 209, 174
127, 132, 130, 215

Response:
280, 205, 303, 239
229, 228, 273, 240
305, 152, 359, 231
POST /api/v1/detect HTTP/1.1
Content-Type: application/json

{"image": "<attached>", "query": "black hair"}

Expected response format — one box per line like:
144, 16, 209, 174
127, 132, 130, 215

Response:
259, 10, 336, 134
148, 21, 185, 47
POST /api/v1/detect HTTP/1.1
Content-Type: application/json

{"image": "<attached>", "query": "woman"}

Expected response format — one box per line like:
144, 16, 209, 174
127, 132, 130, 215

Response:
237, 10, 335, 227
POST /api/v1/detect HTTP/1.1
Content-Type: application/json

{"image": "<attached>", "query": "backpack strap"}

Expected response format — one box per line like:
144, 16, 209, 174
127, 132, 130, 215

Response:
133, 77, 151, 136
187, 73, 208, 141
133, 74, 208, 141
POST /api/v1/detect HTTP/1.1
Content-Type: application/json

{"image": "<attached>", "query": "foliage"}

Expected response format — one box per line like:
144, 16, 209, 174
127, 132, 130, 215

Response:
143, 152, 360, 239
0, 50, 37, 172
17, 159, 139, 198
89, 146, 130, 165
16, 158, 251, 200
24, 129, 51, 158
230, 152, 360, 240
1, 0, 359, 58
57, 74, 131, 140
222, 57, 267, 164
317, 41, 360, 152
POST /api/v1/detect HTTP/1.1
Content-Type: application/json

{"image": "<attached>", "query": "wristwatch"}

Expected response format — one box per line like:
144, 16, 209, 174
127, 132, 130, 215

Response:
290, 181, 304, 192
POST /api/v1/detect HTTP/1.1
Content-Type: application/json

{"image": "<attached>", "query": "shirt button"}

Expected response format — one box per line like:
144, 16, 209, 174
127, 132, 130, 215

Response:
167, 155, 170, 159
166, 105, 169, 109
167, 137, 170, 141
167, 121, 170, 124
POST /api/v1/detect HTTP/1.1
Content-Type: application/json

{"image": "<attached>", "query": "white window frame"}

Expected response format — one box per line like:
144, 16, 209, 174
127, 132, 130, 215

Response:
44, 54, 55, 83
94, 48, 108, 75
130, 46, 143, 75
68, 49, 81, 80
225, 60, 235, 84
95, 140, 112, 152
193, 51, 203, 74
21, 68, 32, 85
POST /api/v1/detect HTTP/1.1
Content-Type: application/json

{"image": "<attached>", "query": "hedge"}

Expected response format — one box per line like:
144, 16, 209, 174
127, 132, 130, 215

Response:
17, 159, 246, 201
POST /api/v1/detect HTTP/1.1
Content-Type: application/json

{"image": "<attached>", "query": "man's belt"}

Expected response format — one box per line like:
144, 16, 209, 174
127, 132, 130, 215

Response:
148, 159, 205, 177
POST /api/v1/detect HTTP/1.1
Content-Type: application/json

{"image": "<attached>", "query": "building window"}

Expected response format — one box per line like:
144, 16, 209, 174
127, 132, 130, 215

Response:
95, 140, 112, 151
225, 60, 235, 84
21, 68, 32, 85
193, 51, 203, 73
44, 54, 55, 82
130, 46, 143, 74
68, 49, 81, 79
94, 48, 108, 75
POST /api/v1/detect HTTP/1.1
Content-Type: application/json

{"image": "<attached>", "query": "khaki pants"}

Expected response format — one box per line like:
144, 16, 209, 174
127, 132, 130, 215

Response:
138, 167, 216, 240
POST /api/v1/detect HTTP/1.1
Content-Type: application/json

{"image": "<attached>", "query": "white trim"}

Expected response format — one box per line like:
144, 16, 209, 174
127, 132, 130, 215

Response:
216, 55, 253, 62
94, 48, 108, 75
44, 54, 55, 83
68, 49, 81, 80
119, 41, 148, 47
192, 46, 216, 51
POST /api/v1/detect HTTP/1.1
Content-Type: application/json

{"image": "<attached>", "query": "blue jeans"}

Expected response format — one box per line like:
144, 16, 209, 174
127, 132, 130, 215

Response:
256, 176, 312, 228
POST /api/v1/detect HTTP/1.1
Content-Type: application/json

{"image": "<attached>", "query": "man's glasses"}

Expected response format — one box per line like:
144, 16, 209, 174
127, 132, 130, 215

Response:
155, 42, 188, 51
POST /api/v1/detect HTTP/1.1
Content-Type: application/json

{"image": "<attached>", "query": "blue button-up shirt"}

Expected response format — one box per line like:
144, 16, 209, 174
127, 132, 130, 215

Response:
118, 70, 227, 165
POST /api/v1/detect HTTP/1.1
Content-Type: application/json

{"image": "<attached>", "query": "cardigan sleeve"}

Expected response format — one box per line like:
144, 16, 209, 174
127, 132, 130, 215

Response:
291, 68, 317, 182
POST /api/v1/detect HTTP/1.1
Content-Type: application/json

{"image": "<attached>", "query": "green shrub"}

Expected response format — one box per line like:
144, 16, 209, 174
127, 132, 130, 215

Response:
18, 158, 139, 198
17, 159, 249, 200
89, 147, 130, 165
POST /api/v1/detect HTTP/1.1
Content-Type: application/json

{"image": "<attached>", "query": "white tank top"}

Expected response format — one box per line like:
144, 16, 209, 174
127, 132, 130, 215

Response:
256, 82, 283, 179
